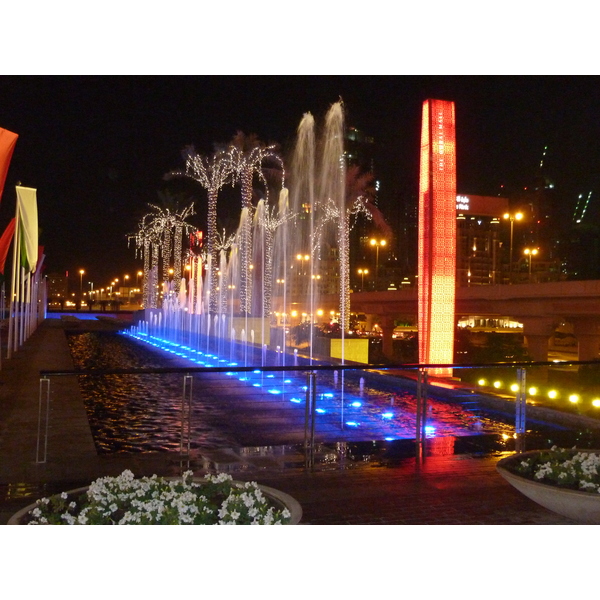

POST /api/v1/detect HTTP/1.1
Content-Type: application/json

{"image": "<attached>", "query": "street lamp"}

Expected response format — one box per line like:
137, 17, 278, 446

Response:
357, 268, 369, 292
79, 269, 85, 305
369, 238, 386, 289
524, 247, 538, 283
296, 253, 310, 275
503, 212, 523, 282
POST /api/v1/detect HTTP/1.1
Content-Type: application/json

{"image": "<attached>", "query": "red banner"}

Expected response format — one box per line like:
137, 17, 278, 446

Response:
0, 128, 18, 203
0, 217, 15, 274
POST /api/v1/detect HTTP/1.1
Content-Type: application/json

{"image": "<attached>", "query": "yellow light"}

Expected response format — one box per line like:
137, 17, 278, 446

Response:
316, 309, 324, 316
569, 394, 580, 404
592, 399, 600, 408
291, 310, 298, 317
510, 383, 519, 392
528, 387, 538, 396
477, 379, 486, 386
548, 390, 558, 399
493, 381, 502, 389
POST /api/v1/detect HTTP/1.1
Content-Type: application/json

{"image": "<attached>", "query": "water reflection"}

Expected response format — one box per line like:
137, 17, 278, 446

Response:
68, 332, 239, 453
68, 332, 586, 455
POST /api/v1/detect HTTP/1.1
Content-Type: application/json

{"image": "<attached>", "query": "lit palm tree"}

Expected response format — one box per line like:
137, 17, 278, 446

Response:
227, 132, 284, 315
167, 146, 234, 312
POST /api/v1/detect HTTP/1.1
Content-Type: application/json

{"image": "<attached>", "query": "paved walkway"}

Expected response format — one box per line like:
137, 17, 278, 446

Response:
0, 319, 583, 525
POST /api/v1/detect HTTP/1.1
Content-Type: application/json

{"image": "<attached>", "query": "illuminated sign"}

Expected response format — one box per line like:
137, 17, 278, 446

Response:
418, 99, 456, 376
456, 195, 469, 211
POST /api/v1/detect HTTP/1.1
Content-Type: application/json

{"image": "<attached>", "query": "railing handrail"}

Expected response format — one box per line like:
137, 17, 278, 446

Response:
39, 358, 600, 378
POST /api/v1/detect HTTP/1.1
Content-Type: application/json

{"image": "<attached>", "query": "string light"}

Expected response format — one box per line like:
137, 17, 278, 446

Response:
168, 147, 234, 312
227, 133, 284, 315
129, 203, 195, 309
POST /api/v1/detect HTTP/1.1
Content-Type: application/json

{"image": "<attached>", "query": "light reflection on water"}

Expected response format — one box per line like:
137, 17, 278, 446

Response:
68, 332, 239, 453
68, 331, 521, 454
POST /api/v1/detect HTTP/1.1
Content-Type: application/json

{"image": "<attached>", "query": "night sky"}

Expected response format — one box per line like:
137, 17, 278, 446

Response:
1, 75, 600, 287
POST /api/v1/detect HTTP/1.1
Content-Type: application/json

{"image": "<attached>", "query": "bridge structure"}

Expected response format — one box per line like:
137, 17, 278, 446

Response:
341, 280, 600, 362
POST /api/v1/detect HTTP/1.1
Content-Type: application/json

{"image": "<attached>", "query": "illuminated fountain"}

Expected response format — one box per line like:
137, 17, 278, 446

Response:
123, 100, 468, 446
131, 101, 375, 368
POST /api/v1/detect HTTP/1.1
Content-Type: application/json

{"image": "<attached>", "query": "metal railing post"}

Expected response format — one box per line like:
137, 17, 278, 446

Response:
305, 371, 316, 470
180, 374, 193, 457
310, 370, 317, 468
36, 376, 51, 464
515, 367, 527, 452
416, 369, 428, 460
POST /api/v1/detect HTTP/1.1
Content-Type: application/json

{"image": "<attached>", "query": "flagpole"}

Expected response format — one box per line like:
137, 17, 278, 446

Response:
24, 271, 32, 339
7, 198, 20, 359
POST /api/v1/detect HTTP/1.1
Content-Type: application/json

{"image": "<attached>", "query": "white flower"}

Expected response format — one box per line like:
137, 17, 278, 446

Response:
61, 512, 76, 525
23, 469, 292, 525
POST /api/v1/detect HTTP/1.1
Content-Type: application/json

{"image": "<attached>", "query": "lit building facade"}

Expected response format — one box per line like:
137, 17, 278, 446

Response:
46, 272, 69, 305
456, 194, 508, 286
418, 99, 456, 375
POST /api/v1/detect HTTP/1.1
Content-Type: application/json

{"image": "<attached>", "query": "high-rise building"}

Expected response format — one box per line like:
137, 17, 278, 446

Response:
456, 194, 507, 286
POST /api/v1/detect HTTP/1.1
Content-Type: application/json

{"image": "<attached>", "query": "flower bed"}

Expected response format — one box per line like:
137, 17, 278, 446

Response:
18, 470, 296, 525
506, 446, 600, 493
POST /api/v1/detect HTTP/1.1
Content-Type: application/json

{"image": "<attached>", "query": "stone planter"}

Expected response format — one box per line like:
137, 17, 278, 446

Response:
8, 479, 302, 525
497, 451, 600, 524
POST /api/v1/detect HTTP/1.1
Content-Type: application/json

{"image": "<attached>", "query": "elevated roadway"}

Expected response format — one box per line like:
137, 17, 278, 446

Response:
344, 280, 600, 361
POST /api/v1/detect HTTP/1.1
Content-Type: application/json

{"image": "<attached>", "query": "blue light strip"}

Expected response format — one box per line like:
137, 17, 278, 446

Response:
122, 329, 442, 441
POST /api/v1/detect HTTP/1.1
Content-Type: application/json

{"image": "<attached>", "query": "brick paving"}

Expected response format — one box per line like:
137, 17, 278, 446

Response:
0, 319, 583, 525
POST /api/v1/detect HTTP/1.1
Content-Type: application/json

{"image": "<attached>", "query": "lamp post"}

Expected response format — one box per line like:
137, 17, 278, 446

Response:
524, 247, 538, 283
122, 274, 129, 307
357, 268, 369, 292
78, 269, 85, 306
369, 238, 386, 289
503, 212, 523, 282
296, 253, 309, 275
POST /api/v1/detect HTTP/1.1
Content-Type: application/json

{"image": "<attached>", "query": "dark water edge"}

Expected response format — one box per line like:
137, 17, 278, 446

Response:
68, 331, 242, 453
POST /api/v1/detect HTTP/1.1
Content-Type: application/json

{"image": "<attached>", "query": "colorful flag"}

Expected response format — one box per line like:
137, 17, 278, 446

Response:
0, 217, 15, 274
0, 128, 18, 203
16, 186, 38, 273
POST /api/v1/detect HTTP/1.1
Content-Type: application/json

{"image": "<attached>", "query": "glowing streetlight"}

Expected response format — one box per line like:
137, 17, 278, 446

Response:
369, 239, 386, 289
523, 247, 538, 282
503, 212, 523, 282
79, 269, 85, 303
357, 268, 369, 292
296, 253, 310, 275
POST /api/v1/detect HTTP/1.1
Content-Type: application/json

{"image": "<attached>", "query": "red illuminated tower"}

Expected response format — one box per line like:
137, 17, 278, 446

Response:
418, 99, 457, 375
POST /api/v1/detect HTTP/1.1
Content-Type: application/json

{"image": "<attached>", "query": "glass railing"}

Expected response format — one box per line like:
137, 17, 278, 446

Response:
36, 351, 600, 469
